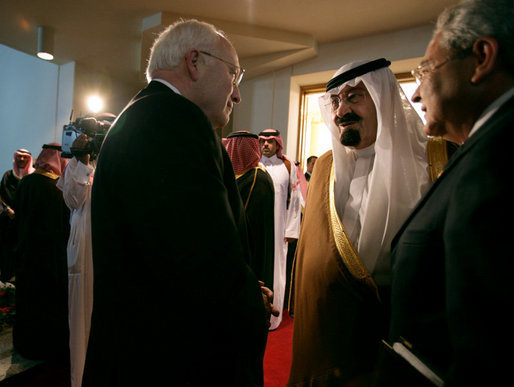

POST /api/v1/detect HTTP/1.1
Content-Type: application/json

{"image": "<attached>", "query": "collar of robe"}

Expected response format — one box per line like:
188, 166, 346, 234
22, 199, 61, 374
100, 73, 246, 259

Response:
34, 168, 60, 180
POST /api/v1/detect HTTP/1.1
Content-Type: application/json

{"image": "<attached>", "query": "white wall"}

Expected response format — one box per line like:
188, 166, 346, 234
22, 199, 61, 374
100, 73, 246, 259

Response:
0, 44, 74, 172
233, 24, 434, 159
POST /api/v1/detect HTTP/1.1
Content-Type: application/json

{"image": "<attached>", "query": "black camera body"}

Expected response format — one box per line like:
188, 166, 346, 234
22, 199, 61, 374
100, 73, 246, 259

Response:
61, 116, 112, 159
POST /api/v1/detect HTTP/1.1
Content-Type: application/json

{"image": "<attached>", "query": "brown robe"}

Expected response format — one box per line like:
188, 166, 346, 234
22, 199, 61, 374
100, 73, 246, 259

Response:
288, 152, 384, 386
288, 138, 455, 386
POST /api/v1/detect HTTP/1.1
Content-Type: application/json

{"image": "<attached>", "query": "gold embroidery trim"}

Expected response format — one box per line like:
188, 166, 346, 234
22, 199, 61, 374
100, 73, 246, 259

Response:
328, 164, 379, 295
427, 136, 448, 181
244, 168, 259, 210
236, 166, 267, 210
235, 165, 266, 179
34, 169, 60, 180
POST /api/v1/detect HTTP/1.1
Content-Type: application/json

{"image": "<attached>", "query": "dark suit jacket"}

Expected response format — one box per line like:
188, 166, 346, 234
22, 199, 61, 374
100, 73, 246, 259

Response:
379, 96, 514, 386
83, 81, 267, 386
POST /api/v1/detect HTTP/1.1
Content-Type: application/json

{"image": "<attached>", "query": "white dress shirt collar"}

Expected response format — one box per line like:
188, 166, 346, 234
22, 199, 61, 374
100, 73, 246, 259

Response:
152, 78, 182, 96
468, 87, 514, 139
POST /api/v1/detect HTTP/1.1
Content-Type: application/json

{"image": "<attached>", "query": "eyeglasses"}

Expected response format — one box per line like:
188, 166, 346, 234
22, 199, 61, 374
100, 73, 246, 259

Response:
199, 51, 245, 86
411, 57, 453, 85
328, 89, 367, 112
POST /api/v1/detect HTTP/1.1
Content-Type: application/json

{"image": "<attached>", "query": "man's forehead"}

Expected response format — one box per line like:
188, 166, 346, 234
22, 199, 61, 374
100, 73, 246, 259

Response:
218, 37, 239, 64
422, 33, 445, 64
330, 81, 368, 95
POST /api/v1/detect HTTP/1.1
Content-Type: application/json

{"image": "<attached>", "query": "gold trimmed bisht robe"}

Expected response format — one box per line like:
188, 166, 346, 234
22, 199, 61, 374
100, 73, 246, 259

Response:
288, 138, 452, 386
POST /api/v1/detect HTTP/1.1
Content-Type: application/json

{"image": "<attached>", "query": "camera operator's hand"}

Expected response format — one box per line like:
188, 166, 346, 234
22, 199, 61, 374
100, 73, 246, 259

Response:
72, 134, 90, 165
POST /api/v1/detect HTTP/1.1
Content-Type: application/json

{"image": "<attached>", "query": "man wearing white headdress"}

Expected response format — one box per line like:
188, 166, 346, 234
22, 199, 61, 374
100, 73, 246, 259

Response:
288, 59, 448, 386
259, 129, 302, 330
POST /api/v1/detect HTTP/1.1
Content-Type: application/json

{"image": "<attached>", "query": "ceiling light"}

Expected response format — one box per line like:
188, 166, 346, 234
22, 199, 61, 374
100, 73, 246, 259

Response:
87, 95, 104, 113
37, 26, 54, 61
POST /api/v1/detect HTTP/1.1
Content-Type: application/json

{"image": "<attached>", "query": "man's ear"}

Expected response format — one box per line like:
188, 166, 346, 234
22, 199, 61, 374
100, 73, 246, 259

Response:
184, 49, 200, 82
470, 37, 499, 84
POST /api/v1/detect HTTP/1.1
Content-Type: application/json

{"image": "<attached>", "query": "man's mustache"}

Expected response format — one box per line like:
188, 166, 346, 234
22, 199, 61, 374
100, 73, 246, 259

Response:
335, 112, 361, 126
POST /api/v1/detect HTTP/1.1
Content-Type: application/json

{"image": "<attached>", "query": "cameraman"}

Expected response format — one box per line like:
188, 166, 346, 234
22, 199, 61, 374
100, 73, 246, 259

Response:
57, 133, 95, 387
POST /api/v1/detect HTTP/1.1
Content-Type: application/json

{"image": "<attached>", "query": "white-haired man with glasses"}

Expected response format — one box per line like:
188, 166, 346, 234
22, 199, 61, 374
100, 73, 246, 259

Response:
83, 19, 272, 386
378, 0, 514, 385
288, 58, 451, 386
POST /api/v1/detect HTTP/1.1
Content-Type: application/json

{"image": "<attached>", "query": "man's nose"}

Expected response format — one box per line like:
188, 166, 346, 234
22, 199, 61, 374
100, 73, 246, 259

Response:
411, 85, 422, 103
232, 84, 241, 104
335, 100, 353, 117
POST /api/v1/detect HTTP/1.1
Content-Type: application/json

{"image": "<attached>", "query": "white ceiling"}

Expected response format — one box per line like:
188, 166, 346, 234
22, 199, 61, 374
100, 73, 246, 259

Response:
0, 0, 457, 88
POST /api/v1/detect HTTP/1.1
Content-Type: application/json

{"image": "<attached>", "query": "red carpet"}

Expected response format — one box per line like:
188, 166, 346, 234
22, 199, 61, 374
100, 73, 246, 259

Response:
263, 310, 293, 387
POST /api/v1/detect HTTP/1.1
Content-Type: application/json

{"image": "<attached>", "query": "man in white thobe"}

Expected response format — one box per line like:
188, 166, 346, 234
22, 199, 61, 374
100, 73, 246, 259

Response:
57, 134, 95, 387
259, 129, 301, 330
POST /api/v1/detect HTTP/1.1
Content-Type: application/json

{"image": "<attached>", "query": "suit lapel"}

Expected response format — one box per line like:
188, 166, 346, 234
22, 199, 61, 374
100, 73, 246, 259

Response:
392, 96, 514, 247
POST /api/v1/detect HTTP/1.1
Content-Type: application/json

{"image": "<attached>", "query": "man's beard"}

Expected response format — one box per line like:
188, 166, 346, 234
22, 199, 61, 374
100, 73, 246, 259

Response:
336, 113, 362, 147
340, 128, 361, 147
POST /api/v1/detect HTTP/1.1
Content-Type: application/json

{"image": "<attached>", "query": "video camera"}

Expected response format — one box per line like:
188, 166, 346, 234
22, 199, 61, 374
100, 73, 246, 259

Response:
61, 114, 114, 159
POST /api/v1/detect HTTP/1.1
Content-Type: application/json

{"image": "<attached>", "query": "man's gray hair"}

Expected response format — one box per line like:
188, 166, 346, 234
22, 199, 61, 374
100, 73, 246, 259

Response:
435, 0, 514, 73
145, 19, 226, 82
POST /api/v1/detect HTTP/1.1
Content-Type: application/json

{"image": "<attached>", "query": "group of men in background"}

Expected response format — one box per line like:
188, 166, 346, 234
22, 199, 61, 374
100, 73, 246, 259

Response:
0, 143, 72, 384
223, 128, 307, 330
0, 134, 102, 387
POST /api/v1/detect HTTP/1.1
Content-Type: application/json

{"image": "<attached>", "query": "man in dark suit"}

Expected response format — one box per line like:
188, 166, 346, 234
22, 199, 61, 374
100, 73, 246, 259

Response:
379, 0, 514, 386
83, 20, 272, 386
304, 155, 317, 182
